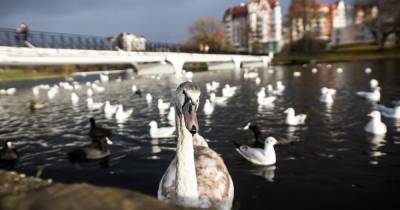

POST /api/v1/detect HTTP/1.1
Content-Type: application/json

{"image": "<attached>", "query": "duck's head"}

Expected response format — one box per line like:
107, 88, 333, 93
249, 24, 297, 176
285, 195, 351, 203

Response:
265, 137, 278, 145
175, 81, 200, 135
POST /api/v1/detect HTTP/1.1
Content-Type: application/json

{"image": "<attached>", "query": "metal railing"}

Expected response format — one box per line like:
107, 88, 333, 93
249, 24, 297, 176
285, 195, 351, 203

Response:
0, 27, 181, 52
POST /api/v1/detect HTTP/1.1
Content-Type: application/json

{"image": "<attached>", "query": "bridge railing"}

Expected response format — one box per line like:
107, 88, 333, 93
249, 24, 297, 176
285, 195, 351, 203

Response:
0, 27, 182, 52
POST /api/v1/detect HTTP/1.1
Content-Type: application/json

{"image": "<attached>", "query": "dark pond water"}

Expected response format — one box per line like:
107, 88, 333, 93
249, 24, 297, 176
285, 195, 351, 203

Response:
1, 60, 400, 209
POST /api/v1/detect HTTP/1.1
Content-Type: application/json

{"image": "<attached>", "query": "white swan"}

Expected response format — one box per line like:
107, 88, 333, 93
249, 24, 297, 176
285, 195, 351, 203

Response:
234, 137, 278, 165
70, 92, 79, 105
365, 111, 387, 135
158, 99, 171, 110
158, 82, 234, 210
86, 98, 103, 110
149, 121, 175, 138
104, 101, 119, 119
210, 92, 228, 106
284, 108, 307, 125
115, 104, 133, 122
203, 99, 214, 115
356, 87, 380, 102
378, 104, 400, 119
146, 93, 153, 104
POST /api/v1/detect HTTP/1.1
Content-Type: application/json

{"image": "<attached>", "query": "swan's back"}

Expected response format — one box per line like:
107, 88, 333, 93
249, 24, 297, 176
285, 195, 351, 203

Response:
158, 146, 233, 210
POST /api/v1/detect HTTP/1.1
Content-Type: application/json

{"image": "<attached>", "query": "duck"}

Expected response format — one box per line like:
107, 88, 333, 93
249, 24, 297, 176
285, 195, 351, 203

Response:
146, 93, 153, 104
356, 87, 380, 102
104, 101, 118, 119
284, 108, 307, 126
87, 98, 104, 110
365, 111, 387, 135
71, 92, 79, 105
233, 137, 278, 166
149, 121, 175, 138
158, 82, 234, 210
68, 137, 112, 162
0, 140, 18, 162
167, 107, 176, 123
115, 105, 133, 123
131, 85, 138, 93
26, 100, 47, 113
89, 118, 112, 143
92, 84, 105, 93
203, 99, 214, 115
378, 104, 400, 119
210, 92, 228, 106
158, 99, 171, 110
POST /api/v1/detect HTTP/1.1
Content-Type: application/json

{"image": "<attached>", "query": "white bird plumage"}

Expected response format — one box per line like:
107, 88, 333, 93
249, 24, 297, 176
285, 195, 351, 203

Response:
70, 92, 79, 105
115, 104, 133, 122
378, 104, 400, 119
203, 99, 214, 115
146, 93, 153, 104
222, 84, 237, 98
158, 99, 171, 110
356, 87, 380, 102
149, 121, 175, 138
284, 108, 307, 126
365, 111, 387, 135
235, 137, 278, 166
86, 98, 103, 110
104, 101, 119, 119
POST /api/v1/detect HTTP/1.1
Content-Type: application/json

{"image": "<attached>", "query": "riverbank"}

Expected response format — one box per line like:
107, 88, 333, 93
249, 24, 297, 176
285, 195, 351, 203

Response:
272, 45, 400, 65
0, 170, 198, 210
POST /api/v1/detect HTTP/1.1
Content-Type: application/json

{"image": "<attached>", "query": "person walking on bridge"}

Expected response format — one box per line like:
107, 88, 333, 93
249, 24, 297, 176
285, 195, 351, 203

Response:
15, 22, 29, 47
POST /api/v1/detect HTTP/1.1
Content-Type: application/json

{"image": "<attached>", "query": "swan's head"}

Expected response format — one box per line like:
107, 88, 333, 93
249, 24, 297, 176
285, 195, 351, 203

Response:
284, 108, 294, 115
368, 111, 381, 118
265, 137, 278, 146
149, 121, 158, 127
175, 81, 200, 135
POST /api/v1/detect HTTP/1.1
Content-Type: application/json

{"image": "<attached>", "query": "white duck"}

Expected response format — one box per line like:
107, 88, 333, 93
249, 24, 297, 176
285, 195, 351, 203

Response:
203, 99, 214, 115
104, 101, 119, 118
284, 108, 307, 126
234, 137, 278, 166
115, 105, 133, 122
86, 98, 103, 110
158, 99, 171, 110
149, 121, 175, 138
70, 92, 79, 105
364, 111, 387, 135
378, 104, 400, 119
356, 87, 380, 102
158, 82, 234, 210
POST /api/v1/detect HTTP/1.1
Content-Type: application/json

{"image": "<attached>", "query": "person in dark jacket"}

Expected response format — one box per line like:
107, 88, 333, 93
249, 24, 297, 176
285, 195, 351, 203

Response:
15, 22, 29, 47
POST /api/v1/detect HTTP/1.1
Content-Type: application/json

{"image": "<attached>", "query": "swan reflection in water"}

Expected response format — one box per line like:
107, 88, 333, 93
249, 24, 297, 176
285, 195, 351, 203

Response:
367, 135, 386, 165
149, 138, 161, 160
249, 165, 276, 182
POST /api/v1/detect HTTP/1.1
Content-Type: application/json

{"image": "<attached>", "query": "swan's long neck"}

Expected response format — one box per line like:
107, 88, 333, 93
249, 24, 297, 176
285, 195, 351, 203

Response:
175, 110, 199, 206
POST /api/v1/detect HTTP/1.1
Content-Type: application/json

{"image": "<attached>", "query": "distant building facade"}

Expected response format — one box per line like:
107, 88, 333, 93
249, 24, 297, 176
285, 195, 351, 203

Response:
223, 0, 283, 53
289, 0, 347, 42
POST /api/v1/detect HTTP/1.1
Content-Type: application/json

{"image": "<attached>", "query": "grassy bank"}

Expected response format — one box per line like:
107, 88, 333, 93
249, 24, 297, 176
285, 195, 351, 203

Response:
273, 44, 400, 65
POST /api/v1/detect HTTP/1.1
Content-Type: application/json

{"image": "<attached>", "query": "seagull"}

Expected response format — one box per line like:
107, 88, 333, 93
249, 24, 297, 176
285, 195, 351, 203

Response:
210, 92, 228, 106
378, 104, 400, 119
87, 98, 103, 110
284, 108, 307, 126
146, 93, 153, 104
365, 111, 387, 135
203, 99, 214, 115
115, 105, 133, 123
356, 87, 380, 102
149, 121, 175, 138
104, 101, 119, 119
158, 99, 171, 110
233, 137, 278, 166
71, 92, 79, 106
369, 79, 379, 89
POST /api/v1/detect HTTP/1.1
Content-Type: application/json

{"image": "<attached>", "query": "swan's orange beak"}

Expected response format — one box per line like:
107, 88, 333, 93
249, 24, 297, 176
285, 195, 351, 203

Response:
182, 101, 198, 135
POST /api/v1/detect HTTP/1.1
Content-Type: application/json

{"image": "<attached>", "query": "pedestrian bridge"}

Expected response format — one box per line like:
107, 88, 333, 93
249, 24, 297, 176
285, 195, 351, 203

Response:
0, 46, 272, 74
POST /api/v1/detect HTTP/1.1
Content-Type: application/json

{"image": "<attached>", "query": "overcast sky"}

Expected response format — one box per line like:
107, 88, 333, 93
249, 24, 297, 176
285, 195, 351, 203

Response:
0, 0, 348, 43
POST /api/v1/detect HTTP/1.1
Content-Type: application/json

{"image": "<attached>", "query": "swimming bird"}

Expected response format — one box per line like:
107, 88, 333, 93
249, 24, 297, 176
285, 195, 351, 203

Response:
86, 98, 103, 110
149, 121, 175, 138
99, 73, 109, 83
222, 84, 237, 98
32, 87, 40, 96
0, 140, 18, 162
132, 85, 138, 93
233, 137, 278, 166
115, 105, 133, 123
87, 88, 94, 97
242, 122, 264, 148
276, 81, 285, 92
369, 79, 379, 89
205, 81, 220, 93
243, 69, 258, 79
47, 87, 58, 100
255, 77, 261, 85
89, 118, 112, 143
203, 99, 214, 115
364, 111, 387, 135
68, 137, 112, 162
267, 84, 283, 96
92, 84, 105, 93
167, 107, 176, 123
356, 87, 380, 102
26, 100, 47, 113
257, 87, 266, 98
146, 93, 153, 104
378, 104, 400, 119
284, 108, 307, 126
210, 92, 228, 106
104, 101, 118, 119
71, 92, 79, 106
158, 82, 234, 210
5, 88, 16, 95
320, 87, 336, 104
158, 99, 171, 110
257, 95, 276, 106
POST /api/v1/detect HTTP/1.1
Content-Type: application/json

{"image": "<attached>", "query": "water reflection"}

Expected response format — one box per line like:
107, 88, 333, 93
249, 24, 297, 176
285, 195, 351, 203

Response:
249, 165, 276, 182
367, 135, 386, 165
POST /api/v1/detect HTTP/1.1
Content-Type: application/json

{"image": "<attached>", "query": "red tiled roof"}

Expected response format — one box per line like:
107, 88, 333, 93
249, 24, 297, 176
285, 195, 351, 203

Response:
223, 5, 248, 19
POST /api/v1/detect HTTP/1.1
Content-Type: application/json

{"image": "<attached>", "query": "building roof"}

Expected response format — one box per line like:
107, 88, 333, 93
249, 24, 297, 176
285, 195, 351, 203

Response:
223, 4, 248, 20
